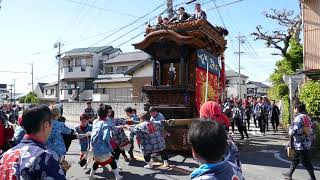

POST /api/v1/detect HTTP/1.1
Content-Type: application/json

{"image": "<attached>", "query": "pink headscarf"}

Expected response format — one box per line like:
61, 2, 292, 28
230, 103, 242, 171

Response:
200, 101, 230, 128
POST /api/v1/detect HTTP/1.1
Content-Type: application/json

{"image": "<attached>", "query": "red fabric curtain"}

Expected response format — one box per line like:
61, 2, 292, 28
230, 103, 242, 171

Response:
195, 67, 219, 115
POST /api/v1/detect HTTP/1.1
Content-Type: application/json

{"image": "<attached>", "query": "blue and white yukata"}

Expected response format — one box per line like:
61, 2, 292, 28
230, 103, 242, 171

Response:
0, 136, 66, 180
75, 124, 92, 160
150, 112, 165, 130
90, 119, 114, 166
12, 125, 26, 145
110, 118, 130, 150
129, 121, 168, 162
46, 119, 72, 159
190, 160, 244, 180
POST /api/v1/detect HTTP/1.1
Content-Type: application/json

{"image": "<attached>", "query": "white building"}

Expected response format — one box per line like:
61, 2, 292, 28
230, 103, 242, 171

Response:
59, 46, 122, 101
246, 81, 269, 97
93, 51, 152, 102
226, 70, 249, 99
34, 83, 48, 99
42, 82, 58, 101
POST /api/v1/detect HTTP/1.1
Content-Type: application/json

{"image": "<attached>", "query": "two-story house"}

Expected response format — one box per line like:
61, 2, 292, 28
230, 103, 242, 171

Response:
34, 82, 58, 104
34, 83, 48, 99
246, 81, 269, 97
93, 51, 152, 102
302, 0, 320, 80
42, 82, 58, 101
226, 70, 249, 99
60, 46, 122, 101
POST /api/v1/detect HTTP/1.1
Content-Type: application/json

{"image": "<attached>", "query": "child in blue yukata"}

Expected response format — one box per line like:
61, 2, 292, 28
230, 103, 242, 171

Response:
75, 113, 92, 168
128, 112, 169, 169
188, 120, 244, 180
125, 107, 139, 160
46, 106, 74, 163
89, 106, 122, 180
125, 107, 140, 124
108, 109, 130, 163
149, 107, 171, 137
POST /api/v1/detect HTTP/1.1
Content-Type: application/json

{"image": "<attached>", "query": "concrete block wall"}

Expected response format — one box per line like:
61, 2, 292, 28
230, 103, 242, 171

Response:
62, 101, 144, 122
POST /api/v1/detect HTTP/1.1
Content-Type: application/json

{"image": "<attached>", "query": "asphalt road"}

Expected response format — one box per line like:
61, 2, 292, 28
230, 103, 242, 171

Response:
65, 121, 320, 180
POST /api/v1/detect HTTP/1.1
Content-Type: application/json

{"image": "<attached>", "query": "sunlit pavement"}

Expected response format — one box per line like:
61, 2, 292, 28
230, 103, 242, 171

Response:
65, 121, 320, 180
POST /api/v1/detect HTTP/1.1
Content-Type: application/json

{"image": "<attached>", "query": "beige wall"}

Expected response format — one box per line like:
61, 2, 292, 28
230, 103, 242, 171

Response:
133, 63, 153, 78
303, 0, 320, 70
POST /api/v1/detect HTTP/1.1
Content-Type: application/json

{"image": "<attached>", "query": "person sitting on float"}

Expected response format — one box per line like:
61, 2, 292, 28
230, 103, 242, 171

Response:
190, 3, 207, 20
169, 7, 191, 23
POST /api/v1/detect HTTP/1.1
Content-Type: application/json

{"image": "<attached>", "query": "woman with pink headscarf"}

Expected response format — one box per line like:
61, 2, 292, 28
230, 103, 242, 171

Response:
199, 101, 242, 169
199, 101, 230, 130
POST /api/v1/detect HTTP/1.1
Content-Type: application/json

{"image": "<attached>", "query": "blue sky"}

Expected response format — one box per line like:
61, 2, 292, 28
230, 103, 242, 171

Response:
0, 0, 300, 93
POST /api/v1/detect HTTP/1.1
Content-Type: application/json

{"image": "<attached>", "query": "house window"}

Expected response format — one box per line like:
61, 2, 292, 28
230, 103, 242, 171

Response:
84, 80, 94, 90
116, 66, 128, 73
81, 59, 86, 71
98, 60, 103, 75
50, 89, 54, 95
242, 80, 245, 85
103, 88, 131, 101
105, 67, 114, 74
68, 60, 73, 72
68, 89, 73, 94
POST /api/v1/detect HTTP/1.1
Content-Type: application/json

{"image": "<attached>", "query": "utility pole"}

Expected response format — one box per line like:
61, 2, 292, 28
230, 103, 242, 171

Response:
8, 84, 12, 105
167, 0, 174, 19
54, 42, 62, 103
13, 79, 16, 104
236, 35, 245, 98
31, 63, 34, 93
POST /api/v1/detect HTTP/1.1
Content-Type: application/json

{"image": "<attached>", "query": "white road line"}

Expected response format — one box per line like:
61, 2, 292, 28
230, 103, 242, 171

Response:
260, 150, 320, 169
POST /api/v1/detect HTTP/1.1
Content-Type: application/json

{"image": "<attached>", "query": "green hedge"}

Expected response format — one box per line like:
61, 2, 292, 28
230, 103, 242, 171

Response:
281, 96, 290, 127
299, 81, 320, 118
299, 80, 320, 148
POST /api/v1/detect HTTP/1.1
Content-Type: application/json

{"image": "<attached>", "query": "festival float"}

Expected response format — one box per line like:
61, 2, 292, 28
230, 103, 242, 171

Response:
133, 19, 228, 151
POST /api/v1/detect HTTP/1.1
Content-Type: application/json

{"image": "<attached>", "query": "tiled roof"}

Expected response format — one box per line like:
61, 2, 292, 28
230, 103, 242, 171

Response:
247, 81, 269, 88
124, 59, 151, 75
43, 81, 58, 87
104, 51, 151, 64
225, 70, 249, 78
37, 83, 48, 93
64, 46, 116, 54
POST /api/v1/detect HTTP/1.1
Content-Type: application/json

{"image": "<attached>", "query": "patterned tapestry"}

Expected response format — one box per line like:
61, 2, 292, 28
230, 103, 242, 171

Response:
196, 67, 219, 115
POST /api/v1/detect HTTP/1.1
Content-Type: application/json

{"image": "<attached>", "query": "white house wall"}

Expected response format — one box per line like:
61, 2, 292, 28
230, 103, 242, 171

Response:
133, 63, 153, 78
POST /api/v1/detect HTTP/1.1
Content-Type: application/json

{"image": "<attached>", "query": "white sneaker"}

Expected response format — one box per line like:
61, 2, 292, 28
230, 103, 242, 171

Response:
115, 160, 122, 171
89, 169, 96, 180
112, 169, 123, 180
144, 162, 153, 169
163, 160, 169, 167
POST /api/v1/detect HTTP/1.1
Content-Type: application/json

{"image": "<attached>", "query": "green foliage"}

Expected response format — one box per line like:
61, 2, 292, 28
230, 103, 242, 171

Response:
269, 39, 303, 86
286, 39, 303, 71
299, 81, 320, 118
315, 123, 320, 148
23, 92, 39, 104
281, 96, 290, 127
267, 39, 303, 127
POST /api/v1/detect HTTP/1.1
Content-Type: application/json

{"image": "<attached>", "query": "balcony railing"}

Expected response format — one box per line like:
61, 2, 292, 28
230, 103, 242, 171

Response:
60, 65, 95, 79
